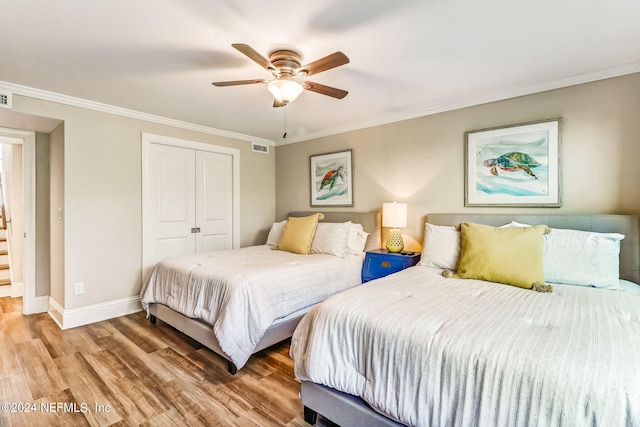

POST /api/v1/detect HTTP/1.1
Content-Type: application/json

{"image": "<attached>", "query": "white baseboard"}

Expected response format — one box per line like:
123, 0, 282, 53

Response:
48, 296, 143, 330
0, 284, 10, 297
11, 282, 23, 298
33, 295, 49, 313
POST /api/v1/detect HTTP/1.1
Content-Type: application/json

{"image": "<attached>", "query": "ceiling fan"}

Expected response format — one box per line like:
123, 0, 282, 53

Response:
212, 43, 350, 107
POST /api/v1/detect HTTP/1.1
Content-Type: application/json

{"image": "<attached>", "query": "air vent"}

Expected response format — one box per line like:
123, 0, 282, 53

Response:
0, 90, 12, 109
251, 143, 269, 154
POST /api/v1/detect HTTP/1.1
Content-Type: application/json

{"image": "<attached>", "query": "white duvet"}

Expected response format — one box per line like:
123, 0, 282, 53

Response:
291, 266, 640, 427
140, 245, 362, 369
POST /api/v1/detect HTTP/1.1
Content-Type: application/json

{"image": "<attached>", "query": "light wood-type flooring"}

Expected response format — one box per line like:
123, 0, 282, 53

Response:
0, 297, 338, 427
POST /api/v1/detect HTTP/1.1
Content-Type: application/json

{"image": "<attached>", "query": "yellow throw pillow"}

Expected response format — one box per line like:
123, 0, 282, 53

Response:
455, 222, 546, 289
275, 213, 325, 254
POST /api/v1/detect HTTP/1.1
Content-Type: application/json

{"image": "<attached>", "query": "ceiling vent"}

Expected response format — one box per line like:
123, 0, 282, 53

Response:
0, 90, 12, 109
251, 143, 269, 154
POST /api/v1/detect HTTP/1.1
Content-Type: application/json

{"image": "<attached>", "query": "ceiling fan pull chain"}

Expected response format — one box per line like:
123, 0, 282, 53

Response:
283, 107, 288, 139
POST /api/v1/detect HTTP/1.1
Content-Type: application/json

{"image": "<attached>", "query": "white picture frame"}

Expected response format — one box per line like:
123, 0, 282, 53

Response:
310, 149, 354, 207
465, 118, 562, 207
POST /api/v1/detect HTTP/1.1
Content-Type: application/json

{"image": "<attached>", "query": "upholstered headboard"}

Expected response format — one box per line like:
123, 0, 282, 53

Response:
286, 211, 381, 252
426, 214, 640, 284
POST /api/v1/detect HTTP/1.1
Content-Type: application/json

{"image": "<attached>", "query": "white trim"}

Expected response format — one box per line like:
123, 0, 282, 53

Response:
277, 62, 640, 146
32, 294, 48, 314
5, 64, 639, 148
141, 133, 241, 282
48, 295, 142, 330
10, 281, 23, 298
0, 80, 274, 146
0, 284, 10, 297
47, 297, 64, 329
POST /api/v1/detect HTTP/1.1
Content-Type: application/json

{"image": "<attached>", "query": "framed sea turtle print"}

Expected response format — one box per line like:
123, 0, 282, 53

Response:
465, 118, 562, 207
310, 149, 353, 207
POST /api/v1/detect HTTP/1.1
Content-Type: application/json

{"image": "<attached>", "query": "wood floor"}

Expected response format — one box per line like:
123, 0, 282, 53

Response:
0, 297, 338, 427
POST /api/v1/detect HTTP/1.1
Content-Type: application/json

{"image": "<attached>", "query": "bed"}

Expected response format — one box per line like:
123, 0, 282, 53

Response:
291, 214, 640, 427
140, 211, 380, 374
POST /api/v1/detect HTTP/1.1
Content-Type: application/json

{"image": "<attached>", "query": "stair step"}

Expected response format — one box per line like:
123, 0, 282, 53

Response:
0, 279, 10, 286
0, 250, 6, 256
0, 264, 8, 270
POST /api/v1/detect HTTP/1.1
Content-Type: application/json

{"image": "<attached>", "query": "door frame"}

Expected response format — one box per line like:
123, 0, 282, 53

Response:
0, 127, 36, 314
141, 133, 240, 282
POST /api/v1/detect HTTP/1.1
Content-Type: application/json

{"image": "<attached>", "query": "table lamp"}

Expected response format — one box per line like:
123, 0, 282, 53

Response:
382, 202, 407, 253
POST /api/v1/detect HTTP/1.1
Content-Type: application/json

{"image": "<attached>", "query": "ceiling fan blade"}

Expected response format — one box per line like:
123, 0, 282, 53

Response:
298, 52, 349, 77
232, 43, 277, 73
302, 81, 348, 99
273, 100, 287, 108
212, 79, 267, 87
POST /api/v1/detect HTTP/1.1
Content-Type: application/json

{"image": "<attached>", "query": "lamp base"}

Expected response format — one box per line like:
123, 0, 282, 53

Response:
386, 228, 404, 253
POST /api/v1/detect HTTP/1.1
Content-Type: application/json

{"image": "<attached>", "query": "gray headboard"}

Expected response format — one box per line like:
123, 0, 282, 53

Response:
286, 211, 381, 252
426, 214, 640, 284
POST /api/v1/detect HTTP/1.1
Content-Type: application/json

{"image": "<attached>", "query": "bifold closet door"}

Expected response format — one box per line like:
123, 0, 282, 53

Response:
148, 143, 197, 262
147, 143, 233, 266
195, 150, 233, 252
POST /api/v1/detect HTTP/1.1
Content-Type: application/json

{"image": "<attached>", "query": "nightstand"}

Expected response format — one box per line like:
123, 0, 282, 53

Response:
362, 249, 421, 283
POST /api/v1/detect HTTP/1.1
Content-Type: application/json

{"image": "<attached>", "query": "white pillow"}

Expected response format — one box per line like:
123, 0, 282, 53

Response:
311, 222, 351, 257
266, 220, 286, 246
544, 228, 624, 289
419, 223, 461, 270
501, 222, 624, 289
346, 223, 369, 254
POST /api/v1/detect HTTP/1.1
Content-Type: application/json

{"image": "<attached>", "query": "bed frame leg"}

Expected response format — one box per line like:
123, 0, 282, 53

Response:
227, 361, 238, 375
149, 314, 157, 324
303, 406, 317, 425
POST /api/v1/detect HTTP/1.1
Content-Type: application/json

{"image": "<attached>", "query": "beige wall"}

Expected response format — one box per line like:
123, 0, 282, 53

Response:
276, 73, 640, 251
49, 123, 64, 303
35, 132, 51, 297
7, 95, 275, 310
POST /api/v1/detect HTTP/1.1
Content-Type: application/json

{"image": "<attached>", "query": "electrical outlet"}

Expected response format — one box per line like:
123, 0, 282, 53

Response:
74, 282, 84, 295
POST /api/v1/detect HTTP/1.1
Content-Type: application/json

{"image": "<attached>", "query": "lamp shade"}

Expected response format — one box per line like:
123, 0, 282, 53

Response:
382, 202, 407, 228
268, 79, 303, 104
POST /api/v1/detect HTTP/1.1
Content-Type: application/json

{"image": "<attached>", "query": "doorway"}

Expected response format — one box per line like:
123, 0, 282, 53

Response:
0, 127, 36, 314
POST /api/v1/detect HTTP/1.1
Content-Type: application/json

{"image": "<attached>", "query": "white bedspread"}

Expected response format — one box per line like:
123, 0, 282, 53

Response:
291, 266, 640, 427
141, 245, 362, 369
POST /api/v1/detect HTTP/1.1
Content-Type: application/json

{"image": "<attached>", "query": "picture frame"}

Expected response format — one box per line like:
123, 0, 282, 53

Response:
310, 149, 354, 207
465, 118, 562, 207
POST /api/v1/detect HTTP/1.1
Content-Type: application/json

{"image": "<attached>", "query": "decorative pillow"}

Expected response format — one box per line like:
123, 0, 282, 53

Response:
543, 228, 624, 289
311, 222, 351, 257
275, 213, 324, 254
346, 223, 370, 254
500, 222, 624, 289
455, 222, 547, 289
419, 223, 461, 270
266, 220, 286, 246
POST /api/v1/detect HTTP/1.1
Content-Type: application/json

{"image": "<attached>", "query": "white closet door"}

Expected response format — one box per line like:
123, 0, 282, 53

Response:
142, 134, 239, 283
195, 150, 233, 252
147, 143, 197, 263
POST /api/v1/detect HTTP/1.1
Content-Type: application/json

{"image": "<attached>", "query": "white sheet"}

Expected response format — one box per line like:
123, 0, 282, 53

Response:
291, 266, 640, 427
141, 245, 362, 369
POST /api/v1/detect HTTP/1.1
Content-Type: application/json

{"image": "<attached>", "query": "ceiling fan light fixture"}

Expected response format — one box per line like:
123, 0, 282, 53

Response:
268, 79, 303, 104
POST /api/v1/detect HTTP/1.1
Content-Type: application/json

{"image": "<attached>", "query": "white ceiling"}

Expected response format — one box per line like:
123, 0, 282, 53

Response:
1, 0, 639, 144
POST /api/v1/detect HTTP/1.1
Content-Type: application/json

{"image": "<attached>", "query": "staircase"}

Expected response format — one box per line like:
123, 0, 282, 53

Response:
0, 205, 9, 287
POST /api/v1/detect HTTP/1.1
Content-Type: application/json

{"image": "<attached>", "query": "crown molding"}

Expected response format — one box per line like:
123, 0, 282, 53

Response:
4, 60, 640, 149
277, 63, 640, 146
0, 80, 275, 146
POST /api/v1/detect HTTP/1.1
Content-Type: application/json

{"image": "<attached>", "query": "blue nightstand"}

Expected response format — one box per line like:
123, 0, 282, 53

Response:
362, 249, 421, 283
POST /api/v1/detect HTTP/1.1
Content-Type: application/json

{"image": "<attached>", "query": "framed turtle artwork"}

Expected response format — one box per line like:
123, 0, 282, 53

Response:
464, 118, 562, 207
310, 149, 354, 207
